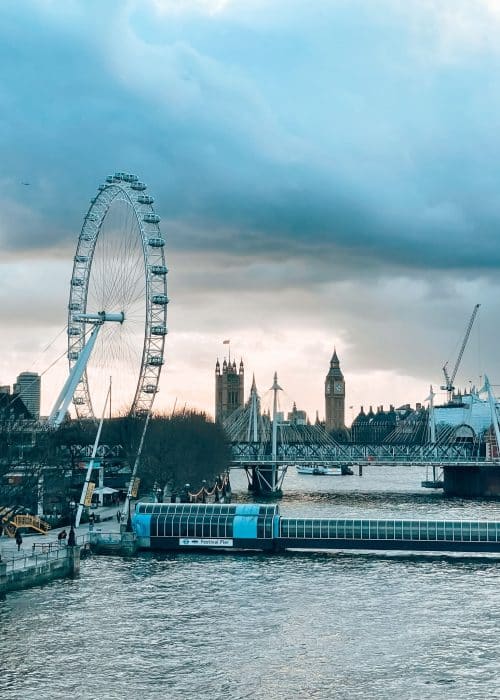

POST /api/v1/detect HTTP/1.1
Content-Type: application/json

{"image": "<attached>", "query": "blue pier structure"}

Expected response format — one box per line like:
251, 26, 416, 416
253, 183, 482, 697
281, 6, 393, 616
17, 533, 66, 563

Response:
133, 503, 500, 554
133, 503, 278, 551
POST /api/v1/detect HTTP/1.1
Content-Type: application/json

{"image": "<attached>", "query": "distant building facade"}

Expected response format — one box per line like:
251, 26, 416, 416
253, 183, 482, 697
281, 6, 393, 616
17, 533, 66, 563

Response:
287, 402, 308, 426
0, 391, 32, 421
325, 349, 345, 432
215, 358, 244, 422
350, 403, 427, 445
13, 372, 41, 419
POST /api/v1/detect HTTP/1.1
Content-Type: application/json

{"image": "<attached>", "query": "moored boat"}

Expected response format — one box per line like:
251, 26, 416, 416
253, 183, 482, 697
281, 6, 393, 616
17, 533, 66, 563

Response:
296, 465, 342, 476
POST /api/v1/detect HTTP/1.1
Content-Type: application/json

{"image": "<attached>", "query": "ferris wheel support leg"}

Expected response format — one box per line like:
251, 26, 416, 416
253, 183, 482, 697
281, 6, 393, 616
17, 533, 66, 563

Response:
48, 324, 102, 428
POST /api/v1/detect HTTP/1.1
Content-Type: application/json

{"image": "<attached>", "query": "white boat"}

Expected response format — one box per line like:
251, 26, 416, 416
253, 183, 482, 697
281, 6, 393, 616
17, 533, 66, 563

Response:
295, 465, 342, 476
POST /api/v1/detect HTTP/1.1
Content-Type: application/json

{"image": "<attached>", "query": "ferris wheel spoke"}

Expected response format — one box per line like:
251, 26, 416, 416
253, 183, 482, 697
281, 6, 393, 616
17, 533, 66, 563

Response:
122, 258, 147, 308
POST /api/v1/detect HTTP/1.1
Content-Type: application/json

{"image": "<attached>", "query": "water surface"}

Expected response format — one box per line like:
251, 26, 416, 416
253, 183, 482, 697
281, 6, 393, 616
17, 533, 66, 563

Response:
1, 466, 499, 699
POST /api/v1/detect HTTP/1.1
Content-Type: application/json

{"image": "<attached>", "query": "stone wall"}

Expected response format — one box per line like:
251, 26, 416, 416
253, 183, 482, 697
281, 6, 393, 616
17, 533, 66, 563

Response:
0, 546, 80, 599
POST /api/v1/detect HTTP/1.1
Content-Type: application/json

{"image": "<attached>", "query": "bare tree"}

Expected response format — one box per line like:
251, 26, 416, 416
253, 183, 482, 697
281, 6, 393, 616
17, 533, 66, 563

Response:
139, 411, 231, 496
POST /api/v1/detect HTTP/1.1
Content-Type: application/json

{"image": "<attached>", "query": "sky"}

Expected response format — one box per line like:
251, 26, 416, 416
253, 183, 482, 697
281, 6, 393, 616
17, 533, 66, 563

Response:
1, 0, 500, 424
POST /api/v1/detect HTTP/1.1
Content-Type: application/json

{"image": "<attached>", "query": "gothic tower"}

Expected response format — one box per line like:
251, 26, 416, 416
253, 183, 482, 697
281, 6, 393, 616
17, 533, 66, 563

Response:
215, 357, 244, 422
325, 349, 345, 432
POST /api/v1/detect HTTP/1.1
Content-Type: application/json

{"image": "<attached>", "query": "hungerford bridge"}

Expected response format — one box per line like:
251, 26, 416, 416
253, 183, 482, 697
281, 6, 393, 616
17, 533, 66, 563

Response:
225, 374, 500, 496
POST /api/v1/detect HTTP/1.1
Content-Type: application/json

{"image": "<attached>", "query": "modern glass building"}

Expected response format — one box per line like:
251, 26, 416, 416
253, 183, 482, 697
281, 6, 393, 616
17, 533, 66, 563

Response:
13, 371, 41, 419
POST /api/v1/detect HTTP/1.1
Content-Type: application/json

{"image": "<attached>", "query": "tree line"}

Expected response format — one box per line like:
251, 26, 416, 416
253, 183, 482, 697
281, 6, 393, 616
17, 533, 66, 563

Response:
0, 410, 231, 509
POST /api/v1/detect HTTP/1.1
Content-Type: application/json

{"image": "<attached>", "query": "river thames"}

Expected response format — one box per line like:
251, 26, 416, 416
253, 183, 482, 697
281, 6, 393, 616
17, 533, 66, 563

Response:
1, 466, 499, 699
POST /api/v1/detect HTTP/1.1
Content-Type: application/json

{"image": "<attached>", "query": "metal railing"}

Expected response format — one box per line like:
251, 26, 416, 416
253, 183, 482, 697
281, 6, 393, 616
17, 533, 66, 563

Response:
3, 545, 68, 573
11, 514, 51, 533
1, 533, 90, 573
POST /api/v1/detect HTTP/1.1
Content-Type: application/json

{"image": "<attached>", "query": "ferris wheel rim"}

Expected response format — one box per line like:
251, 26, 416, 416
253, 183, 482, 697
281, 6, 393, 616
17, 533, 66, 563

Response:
66, 172, 168, 419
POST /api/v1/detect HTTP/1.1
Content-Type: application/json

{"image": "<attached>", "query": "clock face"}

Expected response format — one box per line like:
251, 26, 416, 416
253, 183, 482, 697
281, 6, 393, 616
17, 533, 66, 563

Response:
334, 382, 344, 394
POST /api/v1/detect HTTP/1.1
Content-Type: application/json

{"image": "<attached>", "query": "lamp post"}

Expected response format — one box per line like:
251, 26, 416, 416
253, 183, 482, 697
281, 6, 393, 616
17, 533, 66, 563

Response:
68, 500, 76, 545
69, 500, 76, 527
124, 496, 133, 533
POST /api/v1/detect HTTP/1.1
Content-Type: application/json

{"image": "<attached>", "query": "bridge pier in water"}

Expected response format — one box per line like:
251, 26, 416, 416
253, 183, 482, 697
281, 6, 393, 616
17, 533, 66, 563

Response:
245, 463, 287, 498
443, 464, 500, 498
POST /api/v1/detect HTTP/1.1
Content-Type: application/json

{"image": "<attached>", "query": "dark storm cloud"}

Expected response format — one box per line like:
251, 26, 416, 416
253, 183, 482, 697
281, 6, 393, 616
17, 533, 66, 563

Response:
1, 0, 500, 281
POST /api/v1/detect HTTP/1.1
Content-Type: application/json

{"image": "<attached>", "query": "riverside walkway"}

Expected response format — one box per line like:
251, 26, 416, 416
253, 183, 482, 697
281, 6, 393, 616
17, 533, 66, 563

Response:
0, 505, 122, 597
0, 504, 121, 559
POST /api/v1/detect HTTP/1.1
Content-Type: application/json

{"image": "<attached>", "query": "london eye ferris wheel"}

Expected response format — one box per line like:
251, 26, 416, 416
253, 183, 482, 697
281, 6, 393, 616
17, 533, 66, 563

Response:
49, 172, 168, 425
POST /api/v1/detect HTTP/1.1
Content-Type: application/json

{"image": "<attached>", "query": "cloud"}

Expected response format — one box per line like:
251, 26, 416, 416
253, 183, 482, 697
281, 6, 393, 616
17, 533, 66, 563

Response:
1, 0, 500, 275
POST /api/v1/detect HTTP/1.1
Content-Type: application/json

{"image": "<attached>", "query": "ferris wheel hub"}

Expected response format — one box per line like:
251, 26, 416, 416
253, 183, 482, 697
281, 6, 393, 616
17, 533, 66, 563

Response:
74, 311, 125, 324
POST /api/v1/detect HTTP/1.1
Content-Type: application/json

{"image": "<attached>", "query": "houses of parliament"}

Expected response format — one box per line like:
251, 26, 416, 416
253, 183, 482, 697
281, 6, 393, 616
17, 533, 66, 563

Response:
215, 349, 346, 432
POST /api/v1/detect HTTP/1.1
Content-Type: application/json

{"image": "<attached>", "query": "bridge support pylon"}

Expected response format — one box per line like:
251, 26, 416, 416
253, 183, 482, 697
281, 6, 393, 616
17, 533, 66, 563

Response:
245, 463, 287, 498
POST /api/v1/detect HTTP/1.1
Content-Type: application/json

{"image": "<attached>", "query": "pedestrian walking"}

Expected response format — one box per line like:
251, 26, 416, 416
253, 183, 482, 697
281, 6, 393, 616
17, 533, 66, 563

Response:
116, 510, 121, 523
15, 530, 23, 551
57, 529, 67, 545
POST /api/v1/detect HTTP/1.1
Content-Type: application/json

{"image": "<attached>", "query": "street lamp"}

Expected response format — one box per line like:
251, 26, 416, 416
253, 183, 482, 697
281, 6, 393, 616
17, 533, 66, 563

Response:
68, 500, 76, 544
124, 497, 133, 533
69, 500, 76, 526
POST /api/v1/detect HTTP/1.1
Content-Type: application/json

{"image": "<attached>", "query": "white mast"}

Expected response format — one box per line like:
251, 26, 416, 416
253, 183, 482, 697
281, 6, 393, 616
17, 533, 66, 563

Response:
428, 385, 436, 444
75, 382, 111, 528
123, 411, 152, 530
271, 372, 282, 489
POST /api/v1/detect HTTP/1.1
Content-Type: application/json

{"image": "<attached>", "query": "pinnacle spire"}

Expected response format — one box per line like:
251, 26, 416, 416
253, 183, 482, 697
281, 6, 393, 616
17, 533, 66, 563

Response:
251, 373, 257, 393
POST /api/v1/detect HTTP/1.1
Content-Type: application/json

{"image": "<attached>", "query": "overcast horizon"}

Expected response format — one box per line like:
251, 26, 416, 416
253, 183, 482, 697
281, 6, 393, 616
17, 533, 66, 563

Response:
1, 0, 500, 423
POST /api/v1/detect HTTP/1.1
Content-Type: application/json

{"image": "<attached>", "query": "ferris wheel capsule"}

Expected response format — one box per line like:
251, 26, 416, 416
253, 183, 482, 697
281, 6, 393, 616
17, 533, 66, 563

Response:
150, 265, 167, 276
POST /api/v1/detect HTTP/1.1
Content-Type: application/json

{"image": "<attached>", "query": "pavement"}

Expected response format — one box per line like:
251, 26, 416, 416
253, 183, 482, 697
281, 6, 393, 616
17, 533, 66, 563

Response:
0, 504, 122, 563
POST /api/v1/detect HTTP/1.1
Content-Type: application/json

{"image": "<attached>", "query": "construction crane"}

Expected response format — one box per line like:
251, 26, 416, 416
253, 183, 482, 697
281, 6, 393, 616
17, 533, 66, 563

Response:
441, 303, 480, 403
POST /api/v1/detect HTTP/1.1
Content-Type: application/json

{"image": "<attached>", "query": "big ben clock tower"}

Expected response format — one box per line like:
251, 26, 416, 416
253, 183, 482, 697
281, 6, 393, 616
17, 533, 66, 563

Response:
325, 349, 345, 432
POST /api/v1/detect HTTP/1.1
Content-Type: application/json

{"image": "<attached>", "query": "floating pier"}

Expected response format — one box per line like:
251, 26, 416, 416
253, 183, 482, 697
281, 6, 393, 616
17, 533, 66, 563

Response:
132, 503, 500, 554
